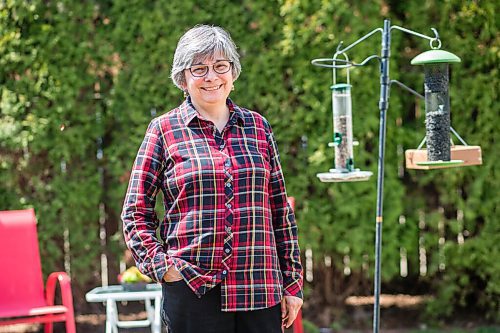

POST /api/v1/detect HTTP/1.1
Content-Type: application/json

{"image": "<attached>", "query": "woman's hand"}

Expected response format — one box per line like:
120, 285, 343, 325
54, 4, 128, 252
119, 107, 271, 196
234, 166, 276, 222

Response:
163, 266, 183, 282
281, 295, 303, 328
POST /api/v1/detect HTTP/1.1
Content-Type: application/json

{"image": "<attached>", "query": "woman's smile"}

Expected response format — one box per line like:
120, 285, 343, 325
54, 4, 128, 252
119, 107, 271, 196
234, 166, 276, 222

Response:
201, 84, 223, 91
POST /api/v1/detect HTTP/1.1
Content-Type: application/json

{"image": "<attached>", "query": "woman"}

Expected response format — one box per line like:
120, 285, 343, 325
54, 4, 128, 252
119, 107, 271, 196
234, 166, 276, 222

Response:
122, 25, 303, 333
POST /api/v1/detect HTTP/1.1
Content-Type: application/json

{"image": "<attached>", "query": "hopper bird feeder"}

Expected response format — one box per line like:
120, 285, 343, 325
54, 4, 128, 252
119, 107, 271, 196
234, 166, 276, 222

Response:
312, 54, 373, 182
405, 49, 482, 169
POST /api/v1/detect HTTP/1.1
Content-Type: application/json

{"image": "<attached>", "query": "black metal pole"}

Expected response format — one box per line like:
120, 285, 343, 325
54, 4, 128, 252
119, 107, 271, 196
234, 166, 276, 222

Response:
373, 19, 391, 333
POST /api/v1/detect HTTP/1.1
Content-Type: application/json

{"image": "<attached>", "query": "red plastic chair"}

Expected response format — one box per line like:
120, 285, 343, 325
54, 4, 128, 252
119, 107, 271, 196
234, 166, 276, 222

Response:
0, 209, 76, 333
287, 197, 304, 333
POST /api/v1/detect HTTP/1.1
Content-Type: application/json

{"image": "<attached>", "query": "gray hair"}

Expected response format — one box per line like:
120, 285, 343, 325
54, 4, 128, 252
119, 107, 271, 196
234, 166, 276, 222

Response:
171, 25, 241, 90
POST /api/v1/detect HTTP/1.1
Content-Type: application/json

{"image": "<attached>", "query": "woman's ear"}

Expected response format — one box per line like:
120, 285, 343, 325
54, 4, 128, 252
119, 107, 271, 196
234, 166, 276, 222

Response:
181, 85, 189, 97
180, 83, 188, 96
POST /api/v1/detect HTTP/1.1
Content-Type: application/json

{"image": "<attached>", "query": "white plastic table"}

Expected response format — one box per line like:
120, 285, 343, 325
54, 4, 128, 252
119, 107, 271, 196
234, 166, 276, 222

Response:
85, 284, 163, 333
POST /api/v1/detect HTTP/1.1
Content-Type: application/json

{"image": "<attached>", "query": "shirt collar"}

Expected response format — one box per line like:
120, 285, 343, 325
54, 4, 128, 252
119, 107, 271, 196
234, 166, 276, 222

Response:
180, 97, 245, 127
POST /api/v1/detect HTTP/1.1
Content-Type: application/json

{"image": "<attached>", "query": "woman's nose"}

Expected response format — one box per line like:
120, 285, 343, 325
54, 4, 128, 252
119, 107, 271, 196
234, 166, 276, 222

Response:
204, 67, 218, 80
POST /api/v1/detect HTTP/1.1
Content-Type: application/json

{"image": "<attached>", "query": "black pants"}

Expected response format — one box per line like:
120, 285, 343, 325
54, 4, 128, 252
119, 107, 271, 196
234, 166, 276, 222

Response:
161, 280, 282, 333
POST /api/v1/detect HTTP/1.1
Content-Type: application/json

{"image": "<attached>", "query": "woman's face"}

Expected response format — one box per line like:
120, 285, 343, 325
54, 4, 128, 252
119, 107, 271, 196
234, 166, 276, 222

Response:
182, 53, 234, 110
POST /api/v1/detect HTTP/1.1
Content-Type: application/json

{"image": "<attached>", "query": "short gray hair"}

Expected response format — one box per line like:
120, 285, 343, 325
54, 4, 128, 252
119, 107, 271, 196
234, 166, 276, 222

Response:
171, 25, 241, 90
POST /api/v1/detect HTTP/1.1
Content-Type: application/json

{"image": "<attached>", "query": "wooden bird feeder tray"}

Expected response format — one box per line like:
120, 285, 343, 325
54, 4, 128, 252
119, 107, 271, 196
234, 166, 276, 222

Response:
405, 145, 482, 170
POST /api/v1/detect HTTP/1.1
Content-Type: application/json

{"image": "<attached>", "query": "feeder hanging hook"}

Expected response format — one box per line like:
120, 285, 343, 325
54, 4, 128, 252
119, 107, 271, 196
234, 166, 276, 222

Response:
430, 28, 442, 49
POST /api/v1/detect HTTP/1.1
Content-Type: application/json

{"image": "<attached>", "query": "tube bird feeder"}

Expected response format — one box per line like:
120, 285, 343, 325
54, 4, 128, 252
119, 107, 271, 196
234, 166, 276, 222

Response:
332, 83, 355, 171
314, 58, 372, 182
405, 49, 482, 169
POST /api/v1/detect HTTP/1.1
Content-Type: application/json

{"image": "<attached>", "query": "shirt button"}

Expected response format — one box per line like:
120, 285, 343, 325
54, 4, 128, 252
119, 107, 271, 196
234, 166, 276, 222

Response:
222, 270, 227, 275
224, 248, 230, 254
219, 144, 224, 150
225, 160, 231, 167
225, 183, 231, 187
226, 203, 232, 209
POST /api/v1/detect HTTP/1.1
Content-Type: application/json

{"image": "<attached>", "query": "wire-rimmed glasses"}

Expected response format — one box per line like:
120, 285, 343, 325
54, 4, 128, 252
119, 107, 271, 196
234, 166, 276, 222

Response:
188, 60, 233, 77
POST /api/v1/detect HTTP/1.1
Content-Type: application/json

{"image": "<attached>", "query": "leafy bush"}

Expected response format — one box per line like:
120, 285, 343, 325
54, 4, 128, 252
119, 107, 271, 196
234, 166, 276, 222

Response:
1, 0, 498, 320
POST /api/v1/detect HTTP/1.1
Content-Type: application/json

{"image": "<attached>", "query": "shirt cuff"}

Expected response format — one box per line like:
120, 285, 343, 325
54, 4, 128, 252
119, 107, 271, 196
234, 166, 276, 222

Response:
283, 279, 303, 299
152, 253, 172, 283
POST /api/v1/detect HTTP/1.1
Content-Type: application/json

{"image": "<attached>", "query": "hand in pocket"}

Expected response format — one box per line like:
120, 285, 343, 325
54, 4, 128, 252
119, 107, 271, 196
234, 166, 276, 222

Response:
163, 266, 183, 282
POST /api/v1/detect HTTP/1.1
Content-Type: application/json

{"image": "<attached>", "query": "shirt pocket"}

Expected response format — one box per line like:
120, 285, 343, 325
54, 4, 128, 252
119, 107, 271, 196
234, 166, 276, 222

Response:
235, 141, 271, 180
163, 159, 190, 202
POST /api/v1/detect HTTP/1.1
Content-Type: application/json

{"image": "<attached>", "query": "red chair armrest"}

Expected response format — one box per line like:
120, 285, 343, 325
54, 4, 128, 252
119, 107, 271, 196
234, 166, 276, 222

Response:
45, 272, 74, 311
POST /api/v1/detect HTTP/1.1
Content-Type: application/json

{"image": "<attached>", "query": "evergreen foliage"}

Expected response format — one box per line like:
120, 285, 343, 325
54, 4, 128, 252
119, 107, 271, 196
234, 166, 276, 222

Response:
1, 0, 498, 320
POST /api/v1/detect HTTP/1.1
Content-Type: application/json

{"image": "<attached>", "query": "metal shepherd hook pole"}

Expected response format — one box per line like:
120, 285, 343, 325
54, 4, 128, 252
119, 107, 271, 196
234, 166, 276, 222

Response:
373, 19, 391, 333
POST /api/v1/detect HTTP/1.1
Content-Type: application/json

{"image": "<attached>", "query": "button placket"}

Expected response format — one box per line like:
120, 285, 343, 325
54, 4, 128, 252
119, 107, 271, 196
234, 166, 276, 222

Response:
221, 148, 234, 278
215, 120, 234, 281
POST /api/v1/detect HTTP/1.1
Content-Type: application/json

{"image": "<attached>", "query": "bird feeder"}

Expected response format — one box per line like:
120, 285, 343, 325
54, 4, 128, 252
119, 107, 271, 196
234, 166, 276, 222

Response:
314, 56, 372, 182
405, 49, 482, 169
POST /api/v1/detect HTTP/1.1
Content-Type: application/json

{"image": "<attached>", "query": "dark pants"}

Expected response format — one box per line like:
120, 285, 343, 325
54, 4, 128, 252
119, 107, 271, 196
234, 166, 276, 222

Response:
161, 280, 282, 333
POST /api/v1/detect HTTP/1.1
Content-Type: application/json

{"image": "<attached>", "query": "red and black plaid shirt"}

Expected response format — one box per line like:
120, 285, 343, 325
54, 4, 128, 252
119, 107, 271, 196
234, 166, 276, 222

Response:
122, 98, 303, 311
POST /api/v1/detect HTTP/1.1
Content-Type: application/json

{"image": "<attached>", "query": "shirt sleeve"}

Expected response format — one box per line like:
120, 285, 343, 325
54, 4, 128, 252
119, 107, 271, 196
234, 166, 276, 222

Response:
264, 118, 304, 299
121, 119, 170, 282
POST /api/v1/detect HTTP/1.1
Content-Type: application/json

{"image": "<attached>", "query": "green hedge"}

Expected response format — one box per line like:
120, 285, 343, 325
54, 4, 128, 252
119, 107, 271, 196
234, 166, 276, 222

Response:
1, 0, 498, 320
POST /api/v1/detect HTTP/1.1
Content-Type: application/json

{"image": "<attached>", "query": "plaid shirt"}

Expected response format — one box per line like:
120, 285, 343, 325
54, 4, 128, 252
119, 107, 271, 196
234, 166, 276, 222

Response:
122, 98, 303, 311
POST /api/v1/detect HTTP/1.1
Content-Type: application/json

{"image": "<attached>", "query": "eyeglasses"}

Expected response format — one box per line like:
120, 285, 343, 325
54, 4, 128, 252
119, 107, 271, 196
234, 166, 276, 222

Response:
187, 60, 233, 77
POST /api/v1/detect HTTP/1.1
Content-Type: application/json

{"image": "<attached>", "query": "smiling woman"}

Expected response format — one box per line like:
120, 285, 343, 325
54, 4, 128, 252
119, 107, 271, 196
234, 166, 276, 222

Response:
121, 24, 303, 333
181, 52, 235, 128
